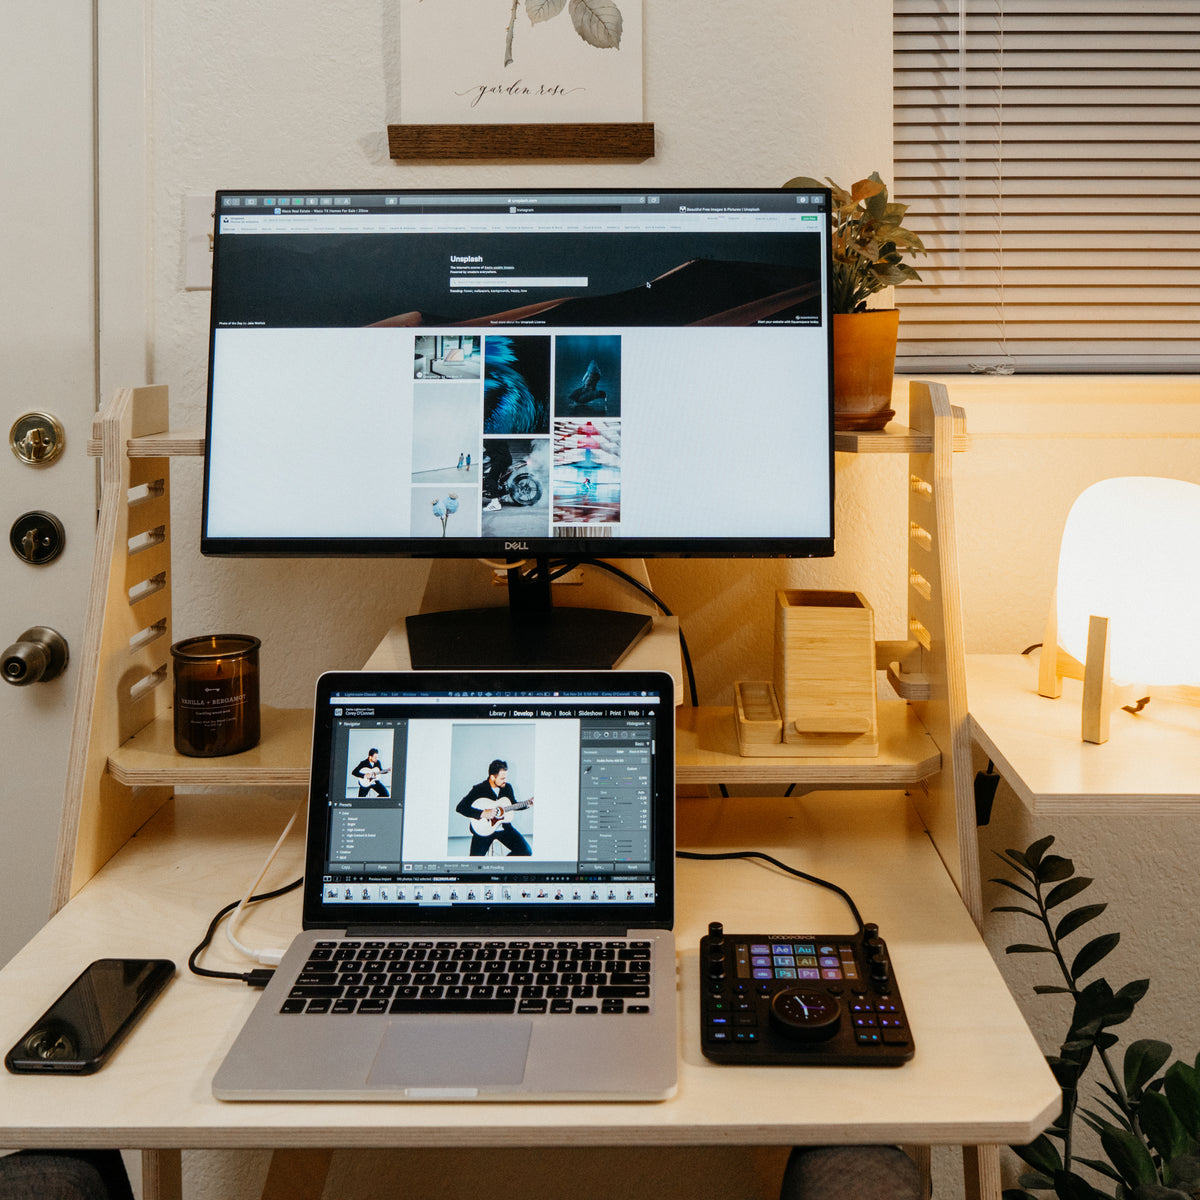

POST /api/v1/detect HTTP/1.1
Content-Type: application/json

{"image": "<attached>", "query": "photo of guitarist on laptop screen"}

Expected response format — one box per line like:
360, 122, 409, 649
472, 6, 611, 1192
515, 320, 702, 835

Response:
455, 758, 534, 857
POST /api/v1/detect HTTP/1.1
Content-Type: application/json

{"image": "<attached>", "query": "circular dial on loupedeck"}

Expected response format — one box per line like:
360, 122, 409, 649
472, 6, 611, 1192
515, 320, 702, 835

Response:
769, 989, 842, 1041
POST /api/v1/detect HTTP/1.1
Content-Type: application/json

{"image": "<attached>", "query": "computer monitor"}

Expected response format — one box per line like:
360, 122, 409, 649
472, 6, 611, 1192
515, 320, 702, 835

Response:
201, 187, 834, 667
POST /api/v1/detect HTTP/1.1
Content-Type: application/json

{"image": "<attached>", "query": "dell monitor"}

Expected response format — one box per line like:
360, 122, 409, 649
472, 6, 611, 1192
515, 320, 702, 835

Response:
201, 187, 834, 667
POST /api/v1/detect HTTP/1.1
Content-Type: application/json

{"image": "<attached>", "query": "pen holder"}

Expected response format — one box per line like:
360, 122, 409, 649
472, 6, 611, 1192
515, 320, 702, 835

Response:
170, 634, 261, 757
774, 589, 877, 756
734, 590, 878, 757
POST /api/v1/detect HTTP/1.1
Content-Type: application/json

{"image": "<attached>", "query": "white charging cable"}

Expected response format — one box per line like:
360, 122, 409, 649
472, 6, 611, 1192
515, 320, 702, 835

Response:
225, 800, 304, 966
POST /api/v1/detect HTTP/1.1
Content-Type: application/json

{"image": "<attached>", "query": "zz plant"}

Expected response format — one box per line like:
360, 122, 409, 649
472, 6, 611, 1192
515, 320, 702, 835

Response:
993, 835, 1200, 1199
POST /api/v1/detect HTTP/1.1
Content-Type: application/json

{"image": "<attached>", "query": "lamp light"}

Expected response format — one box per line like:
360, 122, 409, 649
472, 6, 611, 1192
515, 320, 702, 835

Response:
1038, 477, 1200, 743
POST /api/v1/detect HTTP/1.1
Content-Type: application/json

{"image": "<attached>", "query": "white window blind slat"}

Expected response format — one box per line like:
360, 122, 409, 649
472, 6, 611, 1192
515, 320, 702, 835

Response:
894, 0, 1200, 372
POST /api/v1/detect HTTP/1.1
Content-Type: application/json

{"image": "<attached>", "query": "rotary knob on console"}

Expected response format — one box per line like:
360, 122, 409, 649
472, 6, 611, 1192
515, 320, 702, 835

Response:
769, 989, 843, 1042
861, 923, 892, 991
705, 922, 727, 982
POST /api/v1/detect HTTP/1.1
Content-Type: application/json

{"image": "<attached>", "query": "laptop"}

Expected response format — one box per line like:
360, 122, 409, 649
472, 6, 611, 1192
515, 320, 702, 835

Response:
212, 668, 677, 1101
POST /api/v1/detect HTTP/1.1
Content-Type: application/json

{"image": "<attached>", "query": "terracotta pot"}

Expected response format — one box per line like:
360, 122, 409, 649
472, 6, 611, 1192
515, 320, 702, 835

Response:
831, 309, 899, 431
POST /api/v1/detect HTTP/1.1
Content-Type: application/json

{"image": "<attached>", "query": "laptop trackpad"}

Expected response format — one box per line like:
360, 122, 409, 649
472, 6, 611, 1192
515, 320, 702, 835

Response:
367, 1019, 532, 1091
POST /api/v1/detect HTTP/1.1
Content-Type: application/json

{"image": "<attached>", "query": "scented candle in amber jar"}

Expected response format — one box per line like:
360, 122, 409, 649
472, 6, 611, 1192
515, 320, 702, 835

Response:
170, 634, 261, 756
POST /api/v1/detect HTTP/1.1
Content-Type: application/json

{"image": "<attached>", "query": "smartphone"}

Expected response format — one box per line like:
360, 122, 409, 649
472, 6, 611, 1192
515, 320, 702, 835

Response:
5, 958, 175, 1075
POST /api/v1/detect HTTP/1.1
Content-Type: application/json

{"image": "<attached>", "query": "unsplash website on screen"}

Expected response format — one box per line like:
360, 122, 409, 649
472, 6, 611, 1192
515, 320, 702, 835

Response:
201, 188, 834, 558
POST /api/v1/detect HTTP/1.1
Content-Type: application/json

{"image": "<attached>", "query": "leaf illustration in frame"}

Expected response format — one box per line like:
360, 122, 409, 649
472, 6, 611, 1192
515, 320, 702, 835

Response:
526, 0, 567, 23
569, 0, 623, 49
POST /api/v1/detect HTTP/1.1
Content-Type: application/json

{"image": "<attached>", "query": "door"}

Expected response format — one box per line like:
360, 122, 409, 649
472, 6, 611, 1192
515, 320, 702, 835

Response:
0, 4, 100, 966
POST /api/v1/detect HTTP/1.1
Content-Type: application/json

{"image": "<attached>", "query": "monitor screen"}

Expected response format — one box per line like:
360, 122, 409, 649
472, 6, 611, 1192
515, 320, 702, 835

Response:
200, 187, 834, 562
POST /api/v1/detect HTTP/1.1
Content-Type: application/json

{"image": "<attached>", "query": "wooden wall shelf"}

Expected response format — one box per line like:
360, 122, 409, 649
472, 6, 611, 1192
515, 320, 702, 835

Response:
676, 702, 940, 788
97, 423, 969, 462
387, 122, 654, 161
106, 706, 312, 788
100, 701, 939, 793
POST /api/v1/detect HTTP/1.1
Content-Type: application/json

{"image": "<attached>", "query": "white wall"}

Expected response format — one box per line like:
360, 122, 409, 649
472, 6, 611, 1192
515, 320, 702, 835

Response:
134, 4, 1200, 1197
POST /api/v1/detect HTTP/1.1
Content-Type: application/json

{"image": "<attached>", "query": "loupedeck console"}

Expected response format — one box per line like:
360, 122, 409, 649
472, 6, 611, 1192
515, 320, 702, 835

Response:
699, 921, 914, 1066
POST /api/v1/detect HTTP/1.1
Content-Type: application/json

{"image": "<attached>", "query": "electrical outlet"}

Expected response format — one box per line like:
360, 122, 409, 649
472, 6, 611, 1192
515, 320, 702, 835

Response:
184, 194, 214, 290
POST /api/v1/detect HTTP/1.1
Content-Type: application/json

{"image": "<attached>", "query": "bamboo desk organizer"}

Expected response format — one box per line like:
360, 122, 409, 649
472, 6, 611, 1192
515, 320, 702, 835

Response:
46, 381, 1033, 1200
736, 590, 879, 757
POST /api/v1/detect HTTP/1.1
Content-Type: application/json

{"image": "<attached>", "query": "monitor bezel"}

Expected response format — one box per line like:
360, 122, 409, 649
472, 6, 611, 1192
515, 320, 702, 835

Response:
200, 185, 835, 562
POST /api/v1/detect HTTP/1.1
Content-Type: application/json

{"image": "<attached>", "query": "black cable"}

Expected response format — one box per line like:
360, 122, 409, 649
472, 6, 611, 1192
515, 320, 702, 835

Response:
545, 557, 700, 706
188, 877, 303, 985
676, 849, 866, 934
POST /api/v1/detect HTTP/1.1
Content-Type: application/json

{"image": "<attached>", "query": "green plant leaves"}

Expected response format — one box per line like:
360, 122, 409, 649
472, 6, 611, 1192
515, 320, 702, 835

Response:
1053, 1175, 1113, 1199
1046, 877, 1095, 909
1163, 1153, 1200, 1191
1015, 1133, 1065, 1178
991, 835, 1177, 1198
992, 876, 1040, 904
1101, 1125, 1158, 1187
782, 171, 924, 312
1125, 1040, 1174, 1098
1038, 855, 1076, 884
1163, 1059, 1200, 1132
1071, 933, 1120, 981
1138, 1090, 1191, 1164
1055, 904, 1107, 941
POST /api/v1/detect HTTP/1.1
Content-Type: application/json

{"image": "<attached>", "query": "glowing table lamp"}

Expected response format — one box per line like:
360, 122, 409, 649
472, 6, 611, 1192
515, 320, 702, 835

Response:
1037, 477, 1200, 743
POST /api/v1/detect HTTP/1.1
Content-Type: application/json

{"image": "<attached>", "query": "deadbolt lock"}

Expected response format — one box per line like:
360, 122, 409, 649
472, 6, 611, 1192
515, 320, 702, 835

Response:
9, 412, 65, 467
9, 510, 66, 565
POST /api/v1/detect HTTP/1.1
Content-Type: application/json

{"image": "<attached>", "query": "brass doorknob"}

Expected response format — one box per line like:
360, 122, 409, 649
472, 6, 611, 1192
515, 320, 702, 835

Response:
1, 627, 69, 686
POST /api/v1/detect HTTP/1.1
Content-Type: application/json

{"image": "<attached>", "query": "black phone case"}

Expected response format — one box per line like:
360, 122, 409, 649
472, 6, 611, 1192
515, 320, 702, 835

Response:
4, 958, 174, 1075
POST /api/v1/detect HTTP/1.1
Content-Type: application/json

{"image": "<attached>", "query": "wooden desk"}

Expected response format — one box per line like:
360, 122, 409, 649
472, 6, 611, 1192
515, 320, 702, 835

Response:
44, 382, 1048, 1197
967, 654, 1200, 814
0, 789, 1056, 1185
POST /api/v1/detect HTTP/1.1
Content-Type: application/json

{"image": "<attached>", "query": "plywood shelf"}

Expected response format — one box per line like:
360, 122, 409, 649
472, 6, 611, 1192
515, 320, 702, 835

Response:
87, 430, 205, 457
834, 419, 972, 455
94, 422, 969, 462
102, 702, 938, 791
676, 702, 940, 786
106, 705, 312, 788
968, 654, 1200, 814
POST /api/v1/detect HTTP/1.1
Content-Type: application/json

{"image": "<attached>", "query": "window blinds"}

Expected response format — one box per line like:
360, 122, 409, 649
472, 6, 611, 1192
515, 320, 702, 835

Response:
893, 0, 1200, 373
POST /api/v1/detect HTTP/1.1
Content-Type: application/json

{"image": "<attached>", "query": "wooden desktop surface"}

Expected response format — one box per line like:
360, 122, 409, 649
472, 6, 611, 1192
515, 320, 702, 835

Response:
0, 788, 1057, 1151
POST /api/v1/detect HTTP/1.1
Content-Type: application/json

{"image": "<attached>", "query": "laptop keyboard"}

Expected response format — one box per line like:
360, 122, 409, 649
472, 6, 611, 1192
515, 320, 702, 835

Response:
281, 938, 655, 1016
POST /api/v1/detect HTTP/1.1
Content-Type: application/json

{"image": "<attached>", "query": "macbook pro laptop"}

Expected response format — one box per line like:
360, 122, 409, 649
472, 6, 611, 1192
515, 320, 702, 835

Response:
212, 668, 677, 1101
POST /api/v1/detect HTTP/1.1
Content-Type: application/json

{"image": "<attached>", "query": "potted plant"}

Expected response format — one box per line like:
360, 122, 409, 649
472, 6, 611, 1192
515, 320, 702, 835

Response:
992, 835, 1200, 1199
784, 172, 925, 431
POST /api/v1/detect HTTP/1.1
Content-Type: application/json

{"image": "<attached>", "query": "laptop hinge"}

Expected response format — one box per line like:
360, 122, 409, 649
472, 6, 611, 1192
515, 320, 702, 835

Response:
344, 925, 663, 939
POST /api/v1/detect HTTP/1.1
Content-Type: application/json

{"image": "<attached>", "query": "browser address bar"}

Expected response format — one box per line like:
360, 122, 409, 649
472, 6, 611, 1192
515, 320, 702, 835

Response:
217, 212, 801, 236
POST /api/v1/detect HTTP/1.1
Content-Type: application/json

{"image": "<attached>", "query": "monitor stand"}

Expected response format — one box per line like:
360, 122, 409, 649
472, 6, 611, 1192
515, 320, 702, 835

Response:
404, 558, 653, 670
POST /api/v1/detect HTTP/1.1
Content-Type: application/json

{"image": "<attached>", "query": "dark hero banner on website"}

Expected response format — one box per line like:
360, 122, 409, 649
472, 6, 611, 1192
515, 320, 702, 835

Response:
210, 219, 826, 331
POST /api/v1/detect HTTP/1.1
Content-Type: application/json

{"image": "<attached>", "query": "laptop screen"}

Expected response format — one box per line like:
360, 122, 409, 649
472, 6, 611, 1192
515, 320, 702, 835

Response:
303, 670, 675, 930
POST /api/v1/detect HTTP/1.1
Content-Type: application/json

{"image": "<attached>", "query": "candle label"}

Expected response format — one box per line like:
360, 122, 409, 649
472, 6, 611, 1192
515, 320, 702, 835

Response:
171, 637, 261, 756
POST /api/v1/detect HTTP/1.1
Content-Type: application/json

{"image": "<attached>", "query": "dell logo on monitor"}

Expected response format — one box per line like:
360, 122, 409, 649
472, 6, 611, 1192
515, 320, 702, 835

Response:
505, 541, 531, 550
